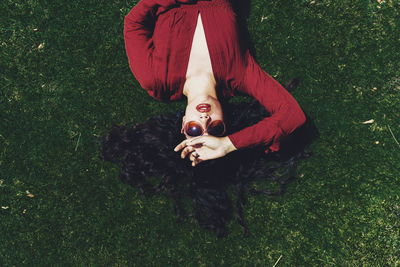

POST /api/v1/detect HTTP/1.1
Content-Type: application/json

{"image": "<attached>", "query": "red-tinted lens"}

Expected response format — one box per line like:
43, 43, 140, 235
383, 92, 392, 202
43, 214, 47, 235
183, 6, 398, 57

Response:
207, 120, 226, 136
185, 121, 204, 137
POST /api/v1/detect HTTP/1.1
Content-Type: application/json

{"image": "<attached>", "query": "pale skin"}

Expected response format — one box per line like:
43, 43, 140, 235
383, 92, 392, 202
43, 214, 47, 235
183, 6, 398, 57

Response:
173, 13, 237, 167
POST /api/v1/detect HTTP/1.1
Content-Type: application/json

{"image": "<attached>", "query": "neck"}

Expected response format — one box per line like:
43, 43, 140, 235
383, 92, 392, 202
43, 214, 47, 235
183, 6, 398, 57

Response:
183, 74, 217, 103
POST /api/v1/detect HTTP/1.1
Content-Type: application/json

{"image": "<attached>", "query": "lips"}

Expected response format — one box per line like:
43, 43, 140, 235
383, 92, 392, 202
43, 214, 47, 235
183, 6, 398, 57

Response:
196, 103, 211, 113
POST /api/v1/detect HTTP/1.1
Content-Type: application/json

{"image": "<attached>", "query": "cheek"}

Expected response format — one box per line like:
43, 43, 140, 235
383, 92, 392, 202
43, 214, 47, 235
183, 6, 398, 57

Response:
212, 111, 224, 121
211, 105, 224, 119
185, 109, 198, 121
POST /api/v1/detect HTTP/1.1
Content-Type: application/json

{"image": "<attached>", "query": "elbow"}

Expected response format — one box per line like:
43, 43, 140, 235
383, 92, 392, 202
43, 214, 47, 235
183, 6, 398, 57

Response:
123, 16, 134, 36
124, 14, 141, 36
139, 78, 156, 91
123, 16, 129, 32
291, 106, 306, 131
135, 75, 158, 99
123, 19, 131, 39
281, 104, 307, 134
129, 63, 156, 90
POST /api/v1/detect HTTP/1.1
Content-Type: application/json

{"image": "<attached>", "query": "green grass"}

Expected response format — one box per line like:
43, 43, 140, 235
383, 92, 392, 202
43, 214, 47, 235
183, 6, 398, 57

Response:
1, 0, 399, 266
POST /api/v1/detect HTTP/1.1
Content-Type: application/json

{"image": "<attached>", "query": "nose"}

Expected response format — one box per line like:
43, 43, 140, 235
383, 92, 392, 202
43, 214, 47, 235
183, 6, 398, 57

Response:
199, 114, 211, 129
199, 114, 210, 121
200, 113, 209, 119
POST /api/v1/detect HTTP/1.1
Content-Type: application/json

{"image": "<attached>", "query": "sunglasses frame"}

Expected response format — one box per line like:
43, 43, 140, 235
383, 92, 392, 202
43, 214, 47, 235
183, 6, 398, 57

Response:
183, 120, 226, 137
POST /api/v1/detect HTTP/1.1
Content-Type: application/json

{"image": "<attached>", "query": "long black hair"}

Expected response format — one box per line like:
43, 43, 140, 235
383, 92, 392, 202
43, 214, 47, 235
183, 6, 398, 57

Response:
100, 90, 315, 237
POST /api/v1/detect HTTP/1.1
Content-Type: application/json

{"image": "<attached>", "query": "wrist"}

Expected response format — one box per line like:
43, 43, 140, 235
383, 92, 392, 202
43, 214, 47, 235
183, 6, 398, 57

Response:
223, 136, 237, 154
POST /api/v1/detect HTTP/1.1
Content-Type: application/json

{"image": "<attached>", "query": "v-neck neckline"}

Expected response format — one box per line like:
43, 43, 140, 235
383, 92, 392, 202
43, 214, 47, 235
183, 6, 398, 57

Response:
177, 9, 221, 100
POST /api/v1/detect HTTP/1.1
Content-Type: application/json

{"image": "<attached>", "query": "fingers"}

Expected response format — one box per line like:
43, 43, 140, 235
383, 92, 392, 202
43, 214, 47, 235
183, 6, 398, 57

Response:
181, 146, 195, 159
191, 153, 203, 167
174, 136, 203, 152
174, 139, 190, 152
174, 136, 210, 167
189, 151, 198, 162
192, 159, 202, 167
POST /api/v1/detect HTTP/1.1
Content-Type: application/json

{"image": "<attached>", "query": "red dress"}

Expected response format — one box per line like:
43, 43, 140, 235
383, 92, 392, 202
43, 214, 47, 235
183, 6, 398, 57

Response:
124, 0, 306, 152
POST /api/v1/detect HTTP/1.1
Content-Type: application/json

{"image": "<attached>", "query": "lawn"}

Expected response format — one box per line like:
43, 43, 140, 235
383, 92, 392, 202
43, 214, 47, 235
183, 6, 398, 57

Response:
1, 0, 399, 266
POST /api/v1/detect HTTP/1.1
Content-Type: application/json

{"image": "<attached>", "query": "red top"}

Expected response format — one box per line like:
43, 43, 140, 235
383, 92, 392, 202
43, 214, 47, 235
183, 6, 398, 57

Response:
124, 0, 306, 152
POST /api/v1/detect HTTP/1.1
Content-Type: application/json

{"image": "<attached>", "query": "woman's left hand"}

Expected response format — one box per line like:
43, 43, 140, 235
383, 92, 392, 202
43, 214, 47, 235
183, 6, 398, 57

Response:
174, 136, 237, 167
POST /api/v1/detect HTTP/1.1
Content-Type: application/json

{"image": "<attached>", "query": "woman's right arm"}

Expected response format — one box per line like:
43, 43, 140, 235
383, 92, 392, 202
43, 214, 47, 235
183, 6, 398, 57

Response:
124, 0, 180, 90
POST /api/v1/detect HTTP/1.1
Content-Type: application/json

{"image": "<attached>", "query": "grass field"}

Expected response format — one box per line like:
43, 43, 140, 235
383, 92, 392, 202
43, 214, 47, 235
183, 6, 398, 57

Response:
1, 0, 399, 266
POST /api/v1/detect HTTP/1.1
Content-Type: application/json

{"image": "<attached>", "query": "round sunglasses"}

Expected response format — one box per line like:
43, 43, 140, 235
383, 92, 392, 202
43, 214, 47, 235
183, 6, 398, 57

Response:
184, 120, 226, 137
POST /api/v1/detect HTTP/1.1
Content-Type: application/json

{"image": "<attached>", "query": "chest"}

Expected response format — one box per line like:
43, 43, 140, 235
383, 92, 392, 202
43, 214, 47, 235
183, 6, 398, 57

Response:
185, 13, 215, 82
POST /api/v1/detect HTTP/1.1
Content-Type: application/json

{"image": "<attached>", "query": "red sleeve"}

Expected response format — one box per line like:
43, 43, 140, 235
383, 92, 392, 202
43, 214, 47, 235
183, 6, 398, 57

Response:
228, 51, 306, 152
124, 0, 178, 91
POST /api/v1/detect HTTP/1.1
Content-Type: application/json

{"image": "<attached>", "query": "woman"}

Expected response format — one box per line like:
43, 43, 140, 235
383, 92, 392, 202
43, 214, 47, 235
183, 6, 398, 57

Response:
101, 100, 314, 237
124, 0, 306, 167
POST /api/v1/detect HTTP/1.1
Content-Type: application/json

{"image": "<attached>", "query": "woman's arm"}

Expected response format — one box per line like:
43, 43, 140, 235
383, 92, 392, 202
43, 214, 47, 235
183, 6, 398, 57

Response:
174, 52, 305, 166
228, 51, 306, 152
124, 0, 179, 90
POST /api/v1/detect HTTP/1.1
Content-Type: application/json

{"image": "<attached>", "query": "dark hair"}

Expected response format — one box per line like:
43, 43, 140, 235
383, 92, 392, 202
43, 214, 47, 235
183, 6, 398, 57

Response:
100, 98, 315, 237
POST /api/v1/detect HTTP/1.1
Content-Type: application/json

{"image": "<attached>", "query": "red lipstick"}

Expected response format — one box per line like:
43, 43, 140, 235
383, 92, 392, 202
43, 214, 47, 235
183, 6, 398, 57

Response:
196, 103, 211, 113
